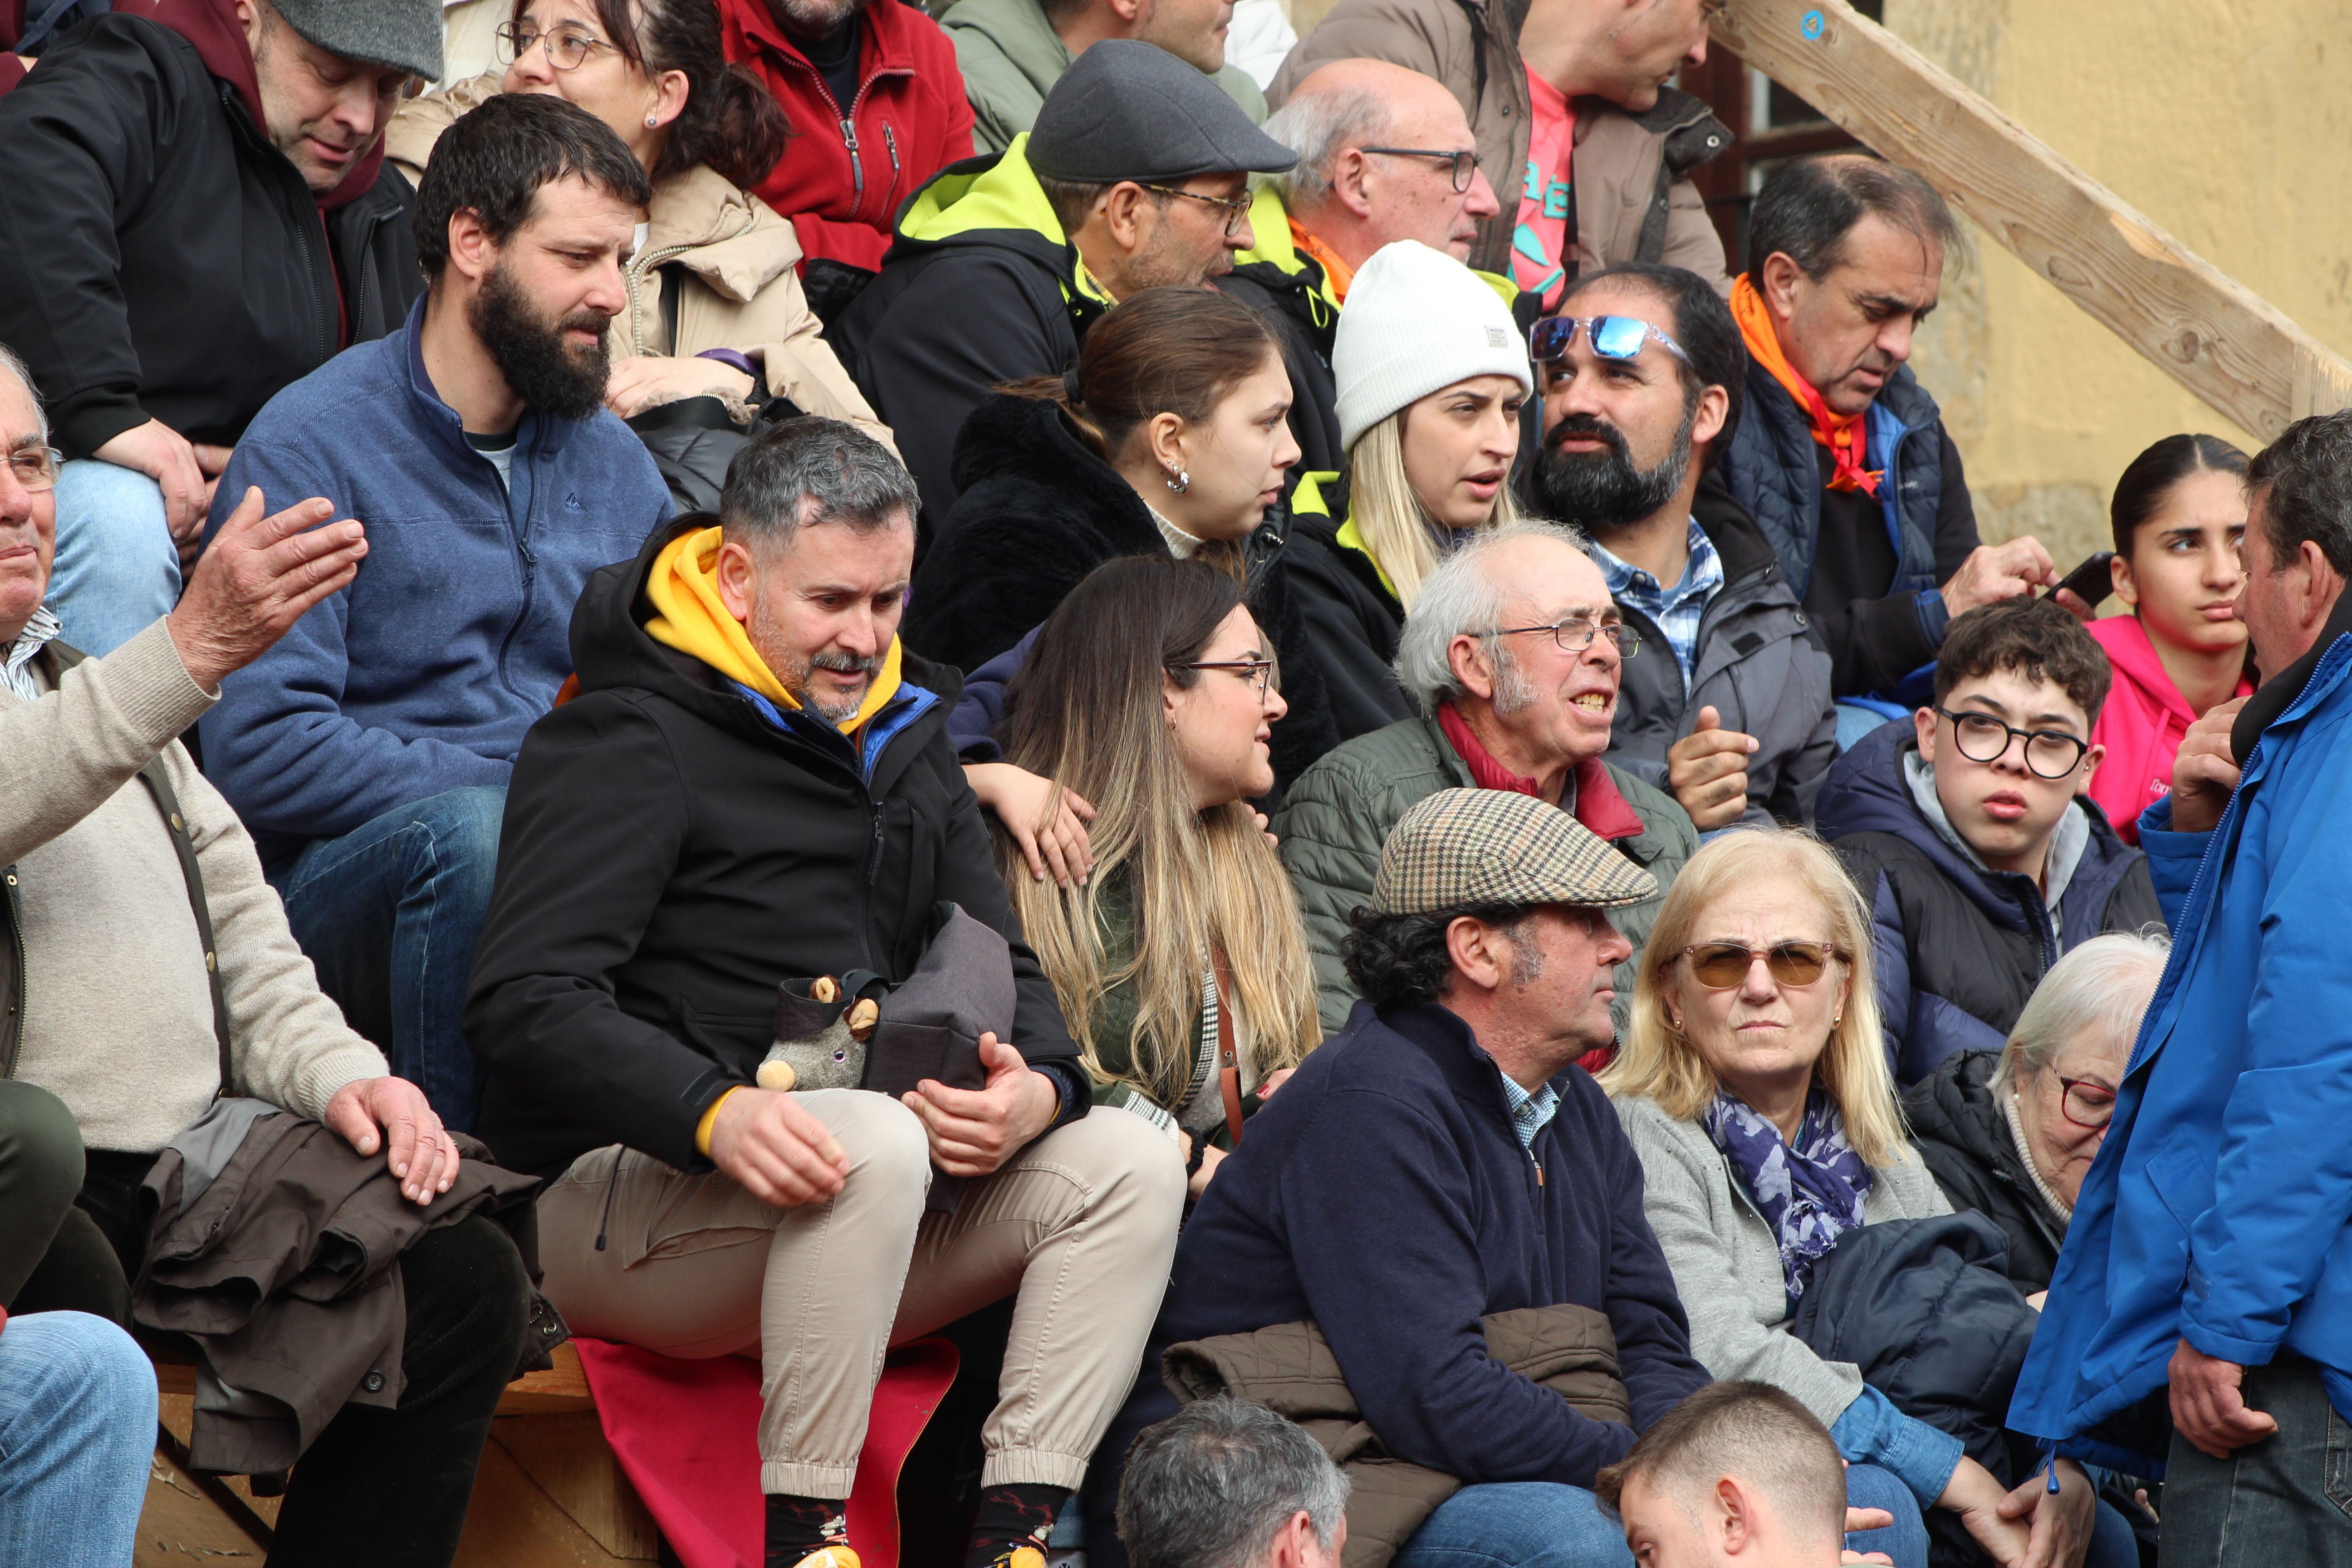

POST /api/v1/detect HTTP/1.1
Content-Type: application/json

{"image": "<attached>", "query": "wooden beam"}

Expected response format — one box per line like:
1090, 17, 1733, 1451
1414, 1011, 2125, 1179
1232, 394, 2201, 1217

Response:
1710, 0, 2352, 441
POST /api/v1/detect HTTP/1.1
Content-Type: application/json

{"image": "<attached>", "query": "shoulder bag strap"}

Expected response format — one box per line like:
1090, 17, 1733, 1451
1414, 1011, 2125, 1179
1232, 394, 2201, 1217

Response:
1210, 943, 1245, 1145
133, 760, 235, 1099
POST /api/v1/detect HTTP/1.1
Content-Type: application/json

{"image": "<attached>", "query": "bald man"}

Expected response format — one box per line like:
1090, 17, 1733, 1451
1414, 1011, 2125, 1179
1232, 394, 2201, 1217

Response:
1224, 58, 1504, 470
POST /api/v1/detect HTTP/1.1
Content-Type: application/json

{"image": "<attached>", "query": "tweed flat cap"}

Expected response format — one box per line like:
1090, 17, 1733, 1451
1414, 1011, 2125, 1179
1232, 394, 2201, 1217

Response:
1372, 789, 1657, 916
1029, 40, 1297, 184
274, 0, 442, 80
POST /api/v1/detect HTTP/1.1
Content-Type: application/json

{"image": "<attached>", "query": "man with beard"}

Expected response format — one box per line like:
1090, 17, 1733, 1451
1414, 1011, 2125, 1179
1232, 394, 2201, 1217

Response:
0, 0, 441, 658
466, 417, 1182, 1568
1529, 263, 1835, 829
198, 93, 673, 1131
835, 39, 1297, 526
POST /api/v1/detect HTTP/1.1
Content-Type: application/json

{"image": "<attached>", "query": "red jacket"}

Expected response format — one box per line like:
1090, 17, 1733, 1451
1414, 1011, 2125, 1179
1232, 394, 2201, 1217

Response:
718, 0, 975, 272
2084, 613, 2251, 844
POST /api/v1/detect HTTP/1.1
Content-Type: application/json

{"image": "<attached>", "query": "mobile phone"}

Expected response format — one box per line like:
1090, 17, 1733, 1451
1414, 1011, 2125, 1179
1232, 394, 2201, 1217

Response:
2047, 550, 2116, 608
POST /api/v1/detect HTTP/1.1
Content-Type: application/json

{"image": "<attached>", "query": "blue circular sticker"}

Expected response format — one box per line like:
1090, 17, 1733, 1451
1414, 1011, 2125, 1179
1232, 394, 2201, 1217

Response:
1801, 8, 1825, 38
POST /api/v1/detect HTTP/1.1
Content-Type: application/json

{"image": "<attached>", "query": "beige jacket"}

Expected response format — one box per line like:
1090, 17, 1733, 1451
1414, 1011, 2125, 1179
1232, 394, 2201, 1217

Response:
1268, 0, 1732, 289
388, 78, 896, 452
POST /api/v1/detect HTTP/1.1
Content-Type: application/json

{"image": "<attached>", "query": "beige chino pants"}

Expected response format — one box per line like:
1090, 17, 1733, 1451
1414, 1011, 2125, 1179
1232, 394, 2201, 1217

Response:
536, 1091, 1185, 1497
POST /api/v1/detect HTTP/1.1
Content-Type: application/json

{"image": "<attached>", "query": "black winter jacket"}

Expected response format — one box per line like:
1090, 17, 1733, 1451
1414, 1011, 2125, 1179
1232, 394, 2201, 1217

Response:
1598, 493, 1837, 827
465, 514, 1084, 1182
1218, 258, 1343, 478
904, 393, 1342, 790
1902, 1049, 2067, 1296
0, 13, 423, 457
1282, 475, 1418, 745
1817, 722, 2162, 1087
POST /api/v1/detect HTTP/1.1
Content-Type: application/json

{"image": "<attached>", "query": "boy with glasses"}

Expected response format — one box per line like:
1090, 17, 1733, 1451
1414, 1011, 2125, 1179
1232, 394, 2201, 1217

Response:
1813, 597, 2161, 1086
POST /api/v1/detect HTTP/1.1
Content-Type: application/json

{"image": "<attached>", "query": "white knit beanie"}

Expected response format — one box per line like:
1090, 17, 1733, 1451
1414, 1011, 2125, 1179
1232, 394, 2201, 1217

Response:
1333, 241, 1532, 452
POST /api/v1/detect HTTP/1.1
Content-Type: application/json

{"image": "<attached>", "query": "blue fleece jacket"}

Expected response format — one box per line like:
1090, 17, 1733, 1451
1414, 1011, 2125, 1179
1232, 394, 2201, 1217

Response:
197, 298, 671, 870
1101, 1000, 1709, 1494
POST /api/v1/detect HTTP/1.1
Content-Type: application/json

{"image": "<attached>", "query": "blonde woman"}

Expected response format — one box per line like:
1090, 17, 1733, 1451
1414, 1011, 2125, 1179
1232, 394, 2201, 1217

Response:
1602, 829, 2127, 1568
992, 556, 1320, 1196
1287, 240, 1530, 741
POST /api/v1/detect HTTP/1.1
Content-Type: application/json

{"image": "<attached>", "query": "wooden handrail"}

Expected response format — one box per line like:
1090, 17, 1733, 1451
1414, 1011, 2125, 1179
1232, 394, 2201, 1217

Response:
1711, 0, 2352, 441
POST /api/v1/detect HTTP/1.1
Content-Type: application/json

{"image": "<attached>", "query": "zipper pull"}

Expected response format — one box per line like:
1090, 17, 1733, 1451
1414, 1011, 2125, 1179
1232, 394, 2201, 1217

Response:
838, 117, 859, 152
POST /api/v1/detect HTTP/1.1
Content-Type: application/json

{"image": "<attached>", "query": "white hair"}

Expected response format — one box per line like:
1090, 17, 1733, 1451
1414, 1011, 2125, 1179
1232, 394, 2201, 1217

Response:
0, 342, 44, 444
1992, 928, 2171, 1096
1260, 84, 1391, 210
1391, 517, 1589, 715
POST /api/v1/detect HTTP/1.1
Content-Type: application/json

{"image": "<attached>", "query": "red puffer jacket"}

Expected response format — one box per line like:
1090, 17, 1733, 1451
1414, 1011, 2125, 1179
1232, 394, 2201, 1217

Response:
718, 0, 975, 272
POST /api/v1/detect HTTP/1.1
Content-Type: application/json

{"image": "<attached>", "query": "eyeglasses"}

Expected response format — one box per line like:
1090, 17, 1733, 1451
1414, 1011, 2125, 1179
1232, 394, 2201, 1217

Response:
2055, 1075, 2117, 1130
5, 445, 62, 493
1136, 183, 1254, 237
1681, 941, 1843, 990
1357, 147, 1478, 193
1176, 657, 1281, 699
1933, 708, 2090, 779
495, 21, 623, 70
1528, 315, 1692, 367
1490, 617, 1640, 657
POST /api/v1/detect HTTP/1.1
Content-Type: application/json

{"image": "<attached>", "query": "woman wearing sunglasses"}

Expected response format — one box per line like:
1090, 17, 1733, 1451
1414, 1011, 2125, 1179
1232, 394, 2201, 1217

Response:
1284, 241, 1532, 741
1604, 829, 2136, 1568
387, 0, 891, 443
1903, 931, 2167, 1303
990, 557, 1319, 1199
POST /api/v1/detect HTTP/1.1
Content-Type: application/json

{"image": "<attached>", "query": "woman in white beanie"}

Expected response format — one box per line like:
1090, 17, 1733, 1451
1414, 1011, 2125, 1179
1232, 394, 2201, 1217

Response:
1288, 240, 1534, 741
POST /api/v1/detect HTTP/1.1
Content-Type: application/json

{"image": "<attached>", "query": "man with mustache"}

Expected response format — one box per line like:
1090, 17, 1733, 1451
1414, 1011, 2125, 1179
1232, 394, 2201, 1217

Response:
196, 94, 675, 1132
1706, 156, 2082, 728
0, 0, 443, 657
1529, 262, 1835, 830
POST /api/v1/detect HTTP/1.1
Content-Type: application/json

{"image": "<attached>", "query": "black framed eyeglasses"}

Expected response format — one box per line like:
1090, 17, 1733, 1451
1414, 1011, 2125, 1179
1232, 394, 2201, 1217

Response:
1934, 707, 2090, 779
1357, 147, 1478, 193
495, 20, 623, 70
1175, 657, 1281, 699
2056, 1075, 2117, 1130
1529, 315, 1692, 368
1491, 618, 1639, 657
1681, 941, 1843, 990
5, 445, 62, 493
1136, 183, 1254, 237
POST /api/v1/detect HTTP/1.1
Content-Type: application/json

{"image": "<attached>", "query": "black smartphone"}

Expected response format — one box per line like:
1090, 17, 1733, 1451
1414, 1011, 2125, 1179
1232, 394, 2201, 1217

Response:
2047, 550, 2116, 608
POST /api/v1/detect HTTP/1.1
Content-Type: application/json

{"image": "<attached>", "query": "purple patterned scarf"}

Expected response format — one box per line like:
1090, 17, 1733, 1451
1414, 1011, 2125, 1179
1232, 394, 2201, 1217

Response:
1701, 1086, 1873, 1313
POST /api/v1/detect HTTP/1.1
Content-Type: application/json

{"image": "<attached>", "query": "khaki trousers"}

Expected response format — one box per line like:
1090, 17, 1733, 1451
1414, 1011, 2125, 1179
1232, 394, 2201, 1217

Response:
536, 1092, 1184, 1497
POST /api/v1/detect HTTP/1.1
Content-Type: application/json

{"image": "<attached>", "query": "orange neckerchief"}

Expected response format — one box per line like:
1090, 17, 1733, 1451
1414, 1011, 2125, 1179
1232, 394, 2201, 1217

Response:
1730, 275, 1882, 497
1290, 217, 1355, 303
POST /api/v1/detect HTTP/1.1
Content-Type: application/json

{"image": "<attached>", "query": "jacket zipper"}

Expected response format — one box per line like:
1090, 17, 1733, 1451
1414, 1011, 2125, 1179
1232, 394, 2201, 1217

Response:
1, 870, 23, 1079
882, 122, 902, 211
841, 114, 865, 211
623, 236, 724, 356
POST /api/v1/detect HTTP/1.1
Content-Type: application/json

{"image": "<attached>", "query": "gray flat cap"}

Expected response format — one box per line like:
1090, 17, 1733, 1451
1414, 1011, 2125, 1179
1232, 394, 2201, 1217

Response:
1029, 40, 1297, 184
274, 0, 443, 81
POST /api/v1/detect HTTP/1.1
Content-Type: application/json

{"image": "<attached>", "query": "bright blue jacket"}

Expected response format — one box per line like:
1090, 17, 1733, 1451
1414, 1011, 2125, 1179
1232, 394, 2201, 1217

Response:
198, 297, 671, 872
2011, 612, 2352, 1473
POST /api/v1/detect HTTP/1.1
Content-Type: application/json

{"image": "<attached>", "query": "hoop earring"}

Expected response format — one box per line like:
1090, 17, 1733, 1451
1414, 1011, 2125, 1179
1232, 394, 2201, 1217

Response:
1165, 468, 1189, 495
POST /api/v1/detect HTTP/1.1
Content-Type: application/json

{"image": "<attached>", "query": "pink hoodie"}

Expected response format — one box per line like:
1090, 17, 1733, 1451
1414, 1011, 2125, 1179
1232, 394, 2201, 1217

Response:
2086, 615, 2251, 843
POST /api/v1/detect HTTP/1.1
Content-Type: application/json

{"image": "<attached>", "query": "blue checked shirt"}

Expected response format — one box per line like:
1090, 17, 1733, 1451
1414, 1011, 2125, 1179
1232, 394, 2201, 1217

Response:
1499, 1072, 1562, 1149
1589, 519, 1724, 688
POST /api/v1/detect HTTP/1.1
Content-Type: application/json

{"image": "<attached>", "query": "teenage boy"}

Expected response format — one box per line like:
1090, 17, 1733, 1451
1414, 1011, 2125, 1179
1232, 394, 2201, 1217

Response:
1813, 598, 2161, 1085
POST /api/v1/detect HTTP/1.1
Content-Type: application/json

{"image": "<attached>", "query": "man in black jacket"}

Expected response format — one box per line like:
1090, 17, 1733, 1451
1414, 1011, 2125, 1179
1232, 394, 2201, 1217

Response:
466, 419, 1183, 1568
1529, 261, 1835, 829
0, 0, 436, 656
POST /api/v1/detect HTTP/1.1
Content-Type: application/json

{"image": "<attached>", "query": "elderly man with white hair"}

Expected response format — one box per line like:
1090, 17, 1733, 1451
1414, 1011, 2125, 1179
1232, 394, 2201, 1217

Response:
1275, 517, 1698, 1038
1903, 930, 2172, 1303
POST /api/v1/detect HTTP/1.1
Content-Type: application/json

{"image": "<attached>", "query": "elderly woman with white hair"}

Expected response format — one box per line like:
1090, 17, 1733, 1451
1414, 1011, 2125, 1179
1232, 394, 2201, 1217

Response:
1904, 932, 2170, 1301
1604, 828, 2139, 1568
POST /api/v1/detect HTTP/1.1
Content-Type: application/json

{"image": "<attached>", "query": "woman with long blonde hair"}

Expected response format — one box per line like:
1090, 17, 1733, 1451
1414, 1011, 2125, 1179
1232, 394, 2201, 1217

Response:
1603, 828, 2127, 1568
993, 556, 1320, 1196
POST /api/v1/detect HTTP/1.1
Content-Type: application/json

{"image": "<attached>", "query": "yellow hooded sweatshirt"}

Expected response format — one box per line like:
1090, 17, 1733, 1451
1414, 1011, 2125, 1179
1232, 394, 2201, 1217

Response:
642, 524, 904, 735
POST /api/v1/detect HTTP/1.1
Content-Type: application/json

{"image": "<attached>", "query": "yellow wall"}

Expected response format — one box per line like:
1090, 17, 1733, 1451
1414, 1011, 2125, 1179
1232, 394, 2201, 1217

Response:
1884, 0, 2352, 565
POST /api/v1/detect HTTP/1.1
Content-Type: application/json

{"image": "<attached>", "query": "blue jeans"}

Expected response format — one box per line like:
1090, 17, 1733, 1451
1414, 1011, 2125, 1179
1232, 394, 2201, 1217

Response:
276, 786, 505, 1133
47, 459, 180, 657
1392, 1483, 1633, 1568
0, 1311, 157, 1568
1845, 1461, 1930, 1568
2161, 1352, 2352, 1567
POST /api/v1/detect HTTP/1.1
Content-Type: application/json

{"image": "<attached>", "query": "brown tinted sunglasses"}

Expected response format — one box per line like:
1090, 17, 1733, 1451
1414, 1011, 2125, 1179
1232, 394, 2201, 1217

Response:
1680, 941, 1844, 990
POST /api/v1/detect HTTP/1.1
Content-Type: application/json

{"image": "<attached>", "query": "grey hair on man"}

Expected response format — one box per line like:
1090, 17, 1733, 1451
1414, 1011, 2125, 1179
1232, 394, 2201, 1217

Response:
1260, 85, 1390, 210
1392, 517, 1590, 715
1992, 929, 2170, 1098
0, 342, 46, 443
1744, 154, 1968, 293
2248, 407, 2352, 580
720, 417, 918, 553
1118, 1398, 1350, 1568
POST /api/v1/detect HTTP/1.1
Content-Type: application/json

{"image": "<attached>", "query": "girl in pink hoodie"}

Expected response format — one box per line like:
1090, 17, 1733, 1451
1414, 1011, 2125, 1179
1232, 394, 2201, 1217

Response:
2087, 434, 2253, 842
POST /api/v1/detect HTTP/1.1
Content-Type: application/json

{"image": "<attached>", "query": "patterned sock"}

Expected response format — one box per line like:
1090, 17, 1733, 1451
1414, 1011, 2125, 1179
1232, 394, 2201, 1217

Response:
965, 1483, 1069, 1568
765, 1493, 849, 1567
